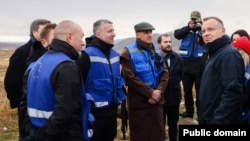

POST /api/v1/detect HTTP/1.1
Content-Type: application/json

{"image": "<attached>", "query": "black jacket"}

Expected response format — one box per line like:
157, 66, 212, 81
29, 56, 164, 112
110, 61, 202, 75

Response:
24, 39, 85, 141
163, 50, 183, 106
198, 35, 245, 125
26, 41, 47, 66
4, 39, 32, 108
41, 39, 83, 140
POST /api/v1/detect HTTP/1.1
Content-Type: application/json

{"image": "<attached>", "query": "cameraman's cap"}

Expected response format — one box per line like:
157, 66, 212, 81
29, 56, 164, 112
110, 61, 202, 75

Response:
134, 22, 155, 32
190, 11, 201, 19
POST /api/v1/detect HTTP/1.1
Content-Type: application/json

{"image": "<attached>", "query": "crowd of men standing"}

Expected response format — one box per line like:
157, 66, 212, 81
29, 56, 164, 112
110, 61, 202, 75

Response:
3, 10, 250, 141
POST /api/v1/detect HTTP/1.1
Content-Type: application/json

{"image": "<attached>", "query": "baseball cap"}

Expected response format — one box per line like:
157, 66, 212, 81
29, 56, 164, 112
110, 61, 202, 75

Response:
190, 11, 201, 19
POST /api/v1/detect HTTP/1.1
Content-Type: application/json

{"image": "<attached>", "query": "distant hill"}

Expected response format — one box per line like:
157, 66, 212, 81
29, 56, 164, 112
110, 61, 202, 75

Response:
0, 31, 181, 53
0, 42, 23, 49
113, 32, 180, 53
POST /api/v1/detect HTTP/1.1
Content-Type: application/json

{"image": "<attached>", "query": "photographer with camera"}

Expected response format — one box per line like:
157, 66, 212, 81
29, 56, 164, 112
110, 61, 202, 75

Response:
191, 18, 202, 30
174, 10, 206, 119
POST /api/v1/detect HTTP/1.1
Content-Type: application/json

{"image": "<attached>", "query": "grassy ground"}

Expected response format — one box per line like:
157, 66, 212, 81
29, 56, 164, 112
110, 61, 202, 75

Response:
0, 48, 19, 141
0, 109, 18, 141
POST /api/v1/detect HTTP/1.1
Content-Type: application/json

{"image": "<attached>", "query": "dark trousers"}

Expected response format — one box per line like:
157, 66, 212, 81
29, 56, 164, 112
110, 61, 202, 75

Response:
90, 106, 118, 141
163, 105, 180, 141
18, 106, 25, 140
182, 72, 200, 116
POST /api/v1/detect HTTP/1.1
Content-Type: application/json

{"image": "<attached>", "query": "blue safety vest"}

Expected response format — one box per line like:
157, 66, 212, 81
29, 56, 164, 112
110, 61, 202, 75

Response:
126, 42, 164, 88
82, 90, 95, 140
27, 52, 94, 140
84, 47, 126, 108
179, 30, 204, 58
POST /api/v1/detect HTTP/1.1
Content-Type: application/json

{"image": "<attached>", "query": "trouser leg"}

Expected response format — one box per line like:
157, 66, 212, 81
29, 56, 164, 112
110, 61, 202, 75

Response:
182, 73, 195, 116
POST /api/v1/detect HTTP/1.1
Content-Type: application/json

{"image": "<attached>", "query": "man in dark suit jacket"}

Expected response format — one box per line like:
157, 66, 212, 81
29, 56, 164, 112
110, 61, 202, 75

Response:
158, 33, 183, 141
4, 19, 50, 140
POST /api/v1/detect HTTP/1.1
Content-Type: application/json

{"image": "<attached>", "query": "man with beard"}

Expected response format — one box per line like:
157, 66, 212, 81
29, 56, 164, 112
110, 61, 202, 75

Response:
158, 33, 183, 141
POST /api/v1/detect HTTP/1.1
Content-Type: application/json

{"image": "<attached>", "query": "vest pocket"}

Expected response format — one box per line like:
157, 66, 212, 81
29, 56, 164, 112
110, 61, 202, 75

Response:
115, 77, 126, 101
92, 79, 112, 92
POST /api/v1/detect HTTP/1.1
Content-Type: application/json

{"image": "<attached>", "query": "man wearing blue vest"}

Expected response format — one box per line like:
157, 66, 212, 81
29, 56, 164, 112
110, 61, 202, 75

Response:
80, 19, 126, 141
174, 11, 205, 118
26, 20, 93, 141
120, 22, 169, 141
20, 23, 56, 141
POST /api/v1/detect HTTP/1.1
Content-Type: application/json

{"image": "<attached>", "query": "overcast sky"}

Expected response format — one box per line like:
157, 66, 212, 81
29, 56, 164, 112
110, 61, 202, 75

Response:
0, 0, 249, 42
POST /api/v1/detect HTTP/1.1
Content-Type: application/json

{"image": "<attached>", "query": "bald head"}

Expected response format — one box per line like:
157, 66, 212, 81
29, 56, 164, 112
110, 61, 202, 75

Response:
53, 20, 84, 52
54, 20, 79, 40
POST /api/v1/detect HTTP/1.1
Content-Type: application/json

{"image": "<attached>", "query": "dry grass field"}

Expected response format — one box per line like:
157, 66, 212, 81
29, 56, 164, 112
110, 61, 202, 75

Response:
0, 48, 19, 141
0, 48, 197, 141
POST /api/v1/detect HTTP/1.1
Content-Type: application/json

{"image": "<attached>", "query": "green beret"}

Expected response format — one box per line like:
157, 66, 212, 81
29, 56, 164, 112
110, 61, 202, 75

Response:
134, 22, 155, 32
